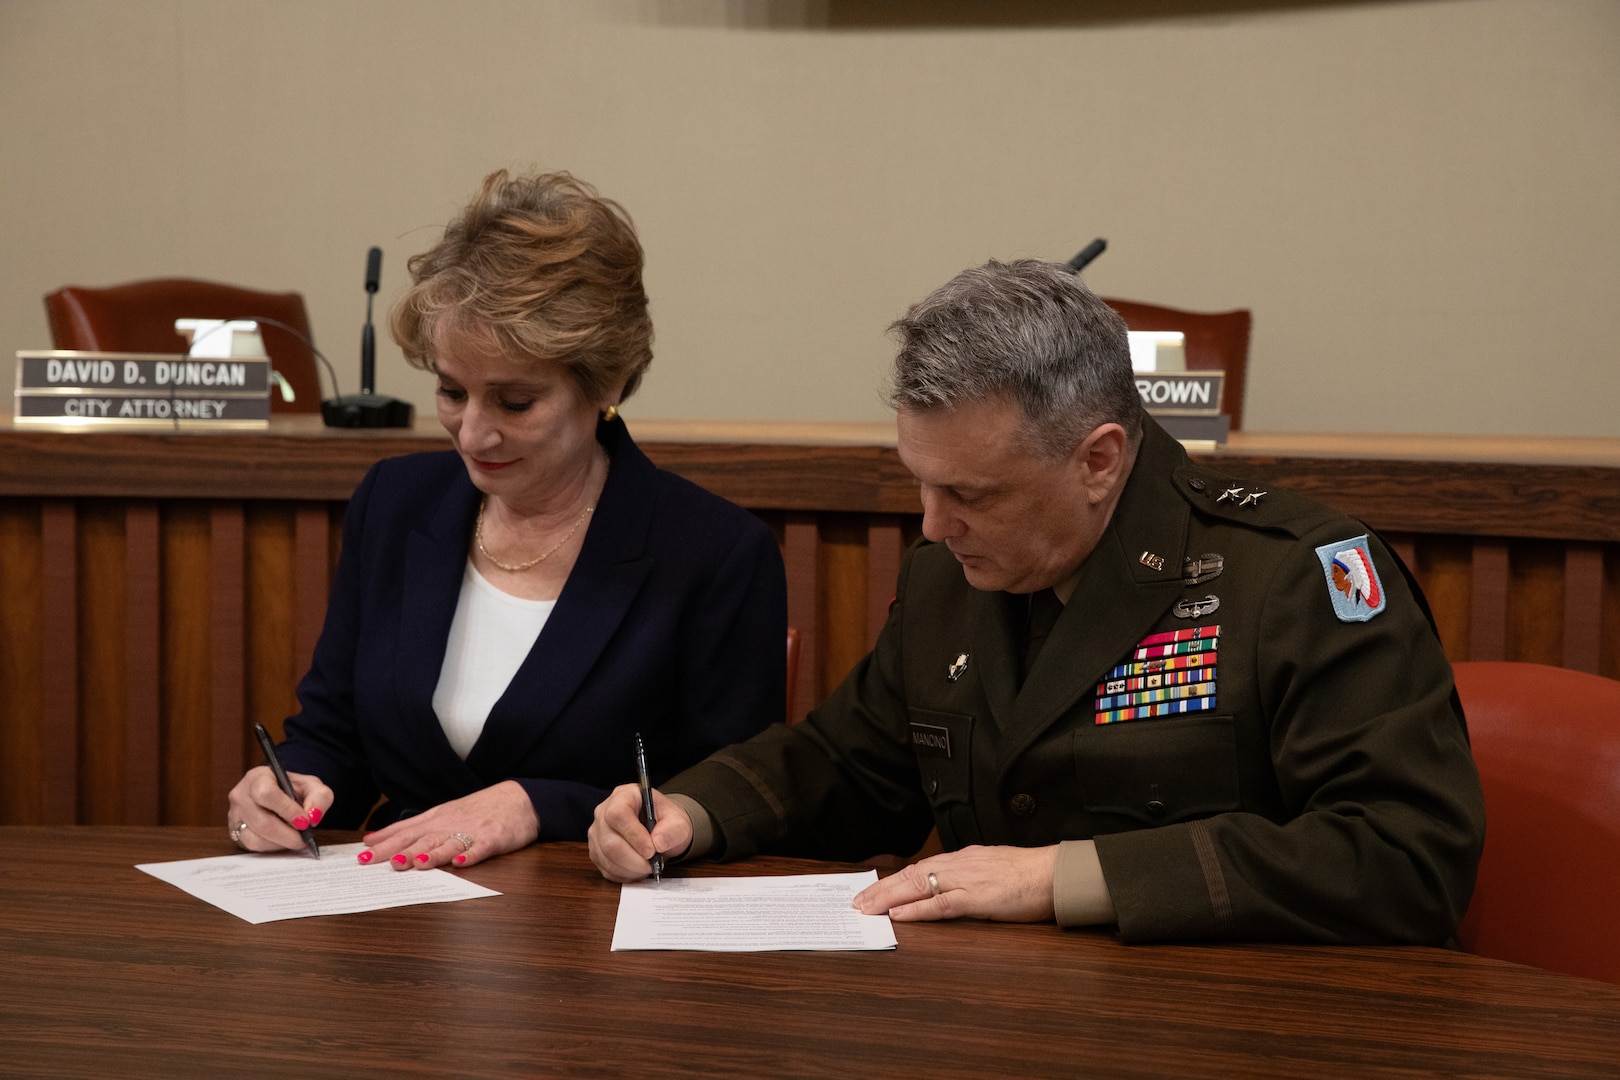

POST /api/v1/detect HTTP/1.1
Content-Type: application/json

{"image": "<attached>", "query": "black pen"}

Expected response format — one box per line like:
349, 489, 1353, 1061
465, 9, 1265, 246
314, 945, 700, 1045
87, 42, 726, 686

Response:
253, 723, 321, 859
634, 732, 663, 882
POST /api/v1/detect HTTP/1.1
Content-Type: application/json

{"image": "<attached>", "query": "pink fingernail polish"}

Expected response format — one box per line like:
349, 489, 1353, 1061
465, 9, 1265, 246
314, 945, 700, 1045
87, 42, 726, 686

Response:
415, 853, 429, 864
307, 807, 323, 825
357, 850, 373, 865
453, 854, 466, 865
292, 816, 310, 831
391, 854, 408, 866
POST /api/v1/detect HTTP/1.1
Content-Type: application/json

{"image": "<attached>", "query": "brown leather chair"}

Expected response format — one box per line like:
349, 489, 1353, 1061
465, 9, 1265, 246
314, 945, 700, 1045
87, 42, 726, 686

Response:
785, 627, 802, 723
1452, 661, 1620, 985
1102, 299, 1251, 429
45, 279, 323, 414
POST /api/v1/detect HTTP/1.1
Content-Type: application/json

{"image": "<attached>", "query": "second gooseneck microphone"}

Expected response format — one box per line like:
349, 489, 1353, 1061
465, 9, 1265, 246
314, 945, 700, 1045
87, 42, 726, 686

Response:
319, 245, 414, 428
1067, 238, 1107, 273
361, 246, 381, 395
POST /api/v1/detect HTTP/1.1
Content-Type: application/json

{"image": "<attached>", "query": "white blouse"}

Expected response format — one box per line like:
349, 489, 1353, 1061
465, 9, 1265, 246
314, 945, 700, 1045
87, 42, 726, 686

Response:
431, 562, 555, 760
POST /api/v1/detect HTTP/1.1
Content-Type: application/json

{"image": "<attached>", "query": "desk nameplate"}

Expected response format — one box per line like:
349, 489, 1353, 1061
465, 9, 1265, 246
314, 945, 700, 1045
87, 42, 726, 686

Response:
1136, 370, 1225, 416
14, 350, 270, 429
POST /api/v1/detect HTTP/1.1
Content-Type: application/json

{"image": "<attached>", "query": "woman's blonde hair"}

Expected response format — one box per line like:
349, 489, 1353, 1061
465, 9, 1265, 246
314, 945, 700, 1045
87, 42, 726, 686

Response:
391, 169, 652, 403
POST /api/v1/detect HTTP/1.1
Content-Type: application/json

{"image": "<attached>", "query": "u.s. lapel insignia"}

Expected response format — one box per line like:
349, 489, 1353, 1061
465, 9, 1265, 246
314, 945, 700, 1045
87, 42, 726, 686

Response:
1139, 551, 1166, 572
1173, 595, 1220, 619
1315, 535, 1387, 622
947, 653, 969, 681
1182, 553, 1224, 585
1094, 624, 1220, 724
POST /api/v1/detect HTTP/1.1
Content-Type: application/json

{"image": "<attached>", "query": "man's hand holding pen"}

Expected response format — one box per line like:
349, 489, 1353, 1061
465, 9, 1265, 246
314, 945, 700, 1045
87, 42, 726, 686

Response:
588, 784, 693, 883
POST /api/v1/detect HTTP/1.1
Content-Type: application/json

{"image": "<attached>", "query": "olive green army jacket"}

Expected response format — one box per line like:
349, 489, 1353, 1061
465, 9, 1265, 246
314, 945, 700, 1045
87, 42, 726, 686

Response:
665, 416, 1486, 944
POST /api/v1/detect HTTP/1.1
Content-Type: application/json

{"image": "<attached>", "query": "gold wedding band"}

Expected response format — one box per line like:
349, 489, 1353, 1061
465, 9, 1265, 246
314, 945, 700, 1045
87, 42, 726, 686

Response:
927, 871, 939, 897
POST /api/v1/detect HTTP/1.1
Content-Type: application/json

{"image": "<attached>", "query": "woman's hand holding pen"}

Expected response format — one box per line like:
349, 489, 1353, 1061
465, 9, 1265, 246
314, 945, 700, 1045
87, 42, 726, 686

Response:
588, 783, 693, 883
359, 780, 539, 871
226, 766, 333, 853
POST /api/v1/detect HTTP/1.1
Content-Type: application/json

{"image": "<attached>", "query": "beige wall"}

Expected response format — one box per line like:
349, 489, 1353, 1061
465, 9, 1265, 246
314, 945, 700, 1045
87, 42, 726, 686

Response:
2, 0, 1616, 436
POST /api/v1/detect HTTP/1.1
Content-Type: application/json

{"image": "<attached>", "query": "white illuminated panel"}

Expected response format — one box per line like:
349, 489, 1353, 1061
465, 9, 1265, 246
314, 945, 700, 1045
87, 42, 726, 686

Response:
1127, 330, 1185, 373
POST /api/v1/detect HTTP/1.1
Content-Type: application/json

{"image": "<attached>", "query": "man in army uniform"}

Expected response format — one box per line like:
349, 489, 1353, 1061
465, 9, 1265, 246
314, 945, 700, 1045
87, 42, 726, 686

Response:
589, 259, 1485, 943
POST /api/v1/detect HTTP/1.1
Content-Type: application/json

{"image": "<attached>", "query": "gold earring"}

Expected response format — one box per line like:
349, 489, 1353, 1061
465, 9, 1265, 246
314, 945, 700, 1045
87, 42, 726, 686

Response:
602, 405, 619, 422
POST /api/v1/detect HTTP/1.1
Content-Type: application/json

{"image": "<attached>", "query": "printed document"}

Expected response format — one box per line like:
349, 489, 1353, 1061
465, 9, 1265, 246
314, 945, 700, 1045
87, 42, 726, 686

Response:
611, 870, 897, 951
136, 842, 501, 924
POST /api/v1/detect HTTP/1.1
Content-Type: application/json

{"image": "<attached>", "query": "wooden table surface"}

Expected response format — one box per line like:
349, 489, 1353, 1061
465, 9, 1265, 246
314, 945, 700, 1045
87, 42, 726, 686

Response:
3, 829, 1617, 1079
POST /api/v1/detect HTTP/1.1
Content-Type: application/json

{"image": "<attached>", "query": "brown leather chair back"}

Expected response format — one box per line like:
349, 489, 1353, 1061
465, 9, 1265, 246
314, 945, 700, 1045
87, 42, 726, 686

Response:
45, 279, 322, 414
1452, 661, 1620, 985
785, 627, 802, 723
1102, 299, 1251, 430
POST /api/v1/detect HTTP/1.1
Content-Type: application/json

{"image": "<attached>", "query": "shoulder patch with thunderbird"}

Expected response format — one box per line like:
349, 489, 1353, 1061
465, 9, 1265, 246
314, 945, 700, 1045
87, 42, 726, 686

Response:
1315, 535, 1386, 622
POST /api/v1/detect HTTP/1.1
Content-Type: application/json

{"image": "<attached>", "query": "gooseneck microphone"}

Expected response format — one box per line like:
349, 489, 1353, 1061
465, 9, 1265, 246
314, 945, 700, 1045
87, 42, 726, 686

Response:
361, 246, 381, 394
320, 246, 415, 428
165, 315, 342, 431
1066, 238, 1107, 273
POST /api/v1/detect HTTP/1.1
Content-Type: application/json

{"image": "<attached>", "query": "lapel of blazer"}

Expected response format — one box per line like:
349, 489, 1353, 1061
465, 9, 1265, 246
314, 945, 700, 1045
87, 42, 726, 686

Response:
969, 587, 1024, 736
465, 418, 655, 775
998, 418, 1192, 766
398, 460, 485, 778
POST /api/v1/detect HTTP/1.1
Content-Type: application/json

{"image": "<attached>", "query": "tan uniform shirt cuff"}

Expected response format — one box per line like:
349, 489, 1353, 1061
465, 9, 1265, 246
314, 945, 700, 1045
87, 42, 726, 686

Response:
664, 793, 718, 862
1053, 839, 1118, 927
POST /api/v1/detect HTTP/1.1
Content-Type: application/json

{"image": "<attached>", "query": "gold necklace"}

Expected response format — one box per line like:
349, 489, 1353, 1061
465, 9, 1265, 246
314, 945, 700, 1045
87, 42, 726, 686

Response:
475, 497, 595, 573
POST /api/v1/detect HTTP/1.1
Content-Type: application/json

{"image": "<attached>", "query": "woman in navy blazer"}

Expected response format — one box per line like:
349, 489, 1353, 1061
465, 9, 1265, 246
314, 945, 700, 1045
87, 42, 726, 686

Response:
226, 170, 786, 869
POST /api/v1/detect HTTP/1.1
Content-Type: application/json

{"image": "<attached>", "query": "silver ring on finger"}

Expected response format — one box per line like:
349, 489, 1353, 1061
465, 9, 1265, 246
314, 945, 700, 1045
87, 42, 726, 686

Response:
926, 871, 940, 897
452, 832, 474, 853
229, 821, 250, 848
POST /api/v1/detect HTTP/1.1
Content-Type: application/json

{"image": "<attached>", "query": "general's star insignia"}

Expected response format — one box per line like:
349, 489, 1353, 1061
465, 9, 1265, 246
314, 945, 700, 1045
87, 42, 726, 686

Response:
1239, 490, 1267, 508
1217, 486, 1245, 504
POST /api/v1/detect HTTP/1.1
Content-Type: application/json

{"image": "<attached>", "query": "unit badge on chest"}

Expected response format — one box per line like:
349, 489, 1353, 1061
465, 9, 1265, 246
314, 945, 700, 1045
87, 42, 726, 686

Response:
1181, 553, 1224, 585
1174, 595, 1220, 618
1094, 624, 1220, 725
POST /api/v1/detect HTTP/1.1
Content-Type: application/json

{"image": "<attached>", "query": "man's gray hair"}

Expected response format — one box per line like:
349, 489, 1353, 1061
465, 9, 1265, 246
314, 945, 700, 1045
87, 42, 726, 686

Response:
886, 259, 1142, 459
